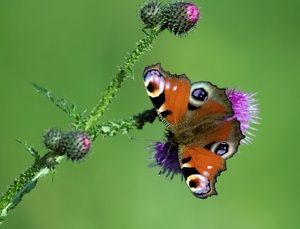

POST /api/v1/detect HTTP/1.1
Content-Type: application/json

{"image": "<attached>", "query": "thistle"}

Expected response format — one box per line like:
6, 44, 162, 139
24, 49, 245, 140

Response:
140, 1, 165, 28
139, 1, 201, 36
42, 128, 64, 151
226, 89, 260, 144
149, 132, 182, 179
60, 131, 91, 161
163, 2, 201, 36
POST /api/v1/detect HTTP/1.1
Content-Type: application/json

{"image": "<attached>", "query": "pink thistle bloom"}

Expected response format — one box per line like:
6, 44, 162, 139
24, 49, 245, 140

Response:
148, 132, 182, 179
186, 3, 201, 23
226, 88, 260, 144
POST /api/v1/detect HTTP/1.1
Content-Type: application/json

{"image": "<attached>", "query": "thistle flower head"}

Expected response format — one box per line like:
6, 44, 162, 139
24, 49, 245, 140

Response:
163, 2, 201, 36
140, 1, 164, 28
226, 89, 260, 144
60, 131, 91, 161
42, 128, 64, 151
149, 132, 182, 179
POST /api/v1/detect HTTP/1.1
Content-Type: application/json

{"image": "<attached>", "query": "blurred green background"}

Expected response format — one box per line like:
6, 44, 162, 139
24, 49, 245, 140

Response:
0, 0, 299, 228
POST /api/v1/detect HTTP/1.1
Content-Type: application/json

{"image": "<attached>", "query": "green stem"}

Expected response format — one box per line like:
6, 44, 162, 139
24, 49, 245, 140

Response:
84, 27, 160, 133
0, 152, 64, 224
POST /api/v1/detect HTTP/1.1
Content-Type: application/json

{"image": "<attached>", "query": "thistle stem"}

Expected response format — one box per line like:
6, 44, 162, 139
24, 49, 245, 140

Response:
84, 27, 160, 134
0, 152, 64, 224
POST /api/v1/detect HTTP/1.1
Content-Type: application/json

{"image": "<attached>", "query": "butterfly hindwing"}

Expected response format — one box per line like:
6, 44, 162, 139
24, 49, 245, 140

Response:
180, 145, 225, 198
178, 119, 244, 198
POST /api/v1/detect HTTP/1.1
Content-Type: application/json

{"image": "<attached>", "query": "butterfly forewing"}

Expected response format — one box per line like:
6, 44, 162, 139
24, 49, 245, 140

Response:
143, 63, 191, 131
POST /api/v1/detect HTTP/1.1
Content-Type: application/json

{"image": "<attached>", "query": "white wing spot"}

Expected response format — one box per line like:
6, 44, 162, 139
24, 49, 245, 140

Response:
165, 81, 171, 90
203, 171, 210, 177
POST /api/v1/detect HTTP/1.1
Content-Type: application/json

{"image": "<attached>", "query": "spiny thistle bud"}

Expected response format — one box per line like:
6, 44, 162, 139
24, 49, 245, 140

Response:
43, 128, 64, 151
163, 2, 201, 36
60, 131, 91, 161
140, 1, 165, 28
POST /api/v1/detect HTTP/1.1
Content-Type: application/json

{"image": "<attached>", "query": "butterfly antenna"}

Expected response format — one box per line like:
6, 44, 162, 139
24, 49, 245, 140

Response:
129, 135, 160, 143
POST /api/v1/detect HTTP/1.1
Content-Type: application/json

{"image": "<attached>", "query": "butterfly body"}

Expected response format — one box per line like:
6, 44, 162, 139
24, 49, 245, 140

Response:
143, 63, 244, 198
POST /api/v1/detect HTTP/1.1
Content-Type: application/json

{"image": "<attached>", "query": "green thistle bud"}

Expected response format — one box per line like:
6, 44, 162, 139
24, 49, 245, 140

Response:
42, 129, 64, 151
163, 2, 201, 36
140, 1, 165, 28
60, 131, 91, 161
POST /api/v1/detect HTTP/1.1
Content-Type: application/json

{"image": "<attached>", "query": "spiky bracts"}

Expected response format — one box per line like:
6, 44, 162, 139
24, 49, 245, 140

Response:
43, 129, 91, 161
140, 1, 201, 36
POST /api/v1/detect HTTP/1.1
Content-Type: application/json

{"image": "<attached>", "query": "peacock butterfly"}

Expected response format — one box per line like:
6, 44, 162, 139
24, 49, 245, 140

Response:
143, 63, 245, 199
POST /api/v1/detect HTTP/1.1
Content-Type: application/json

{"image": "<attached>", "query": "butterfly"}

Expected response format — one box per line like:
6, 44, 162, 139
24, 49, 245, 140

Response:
143, 63, 245, 198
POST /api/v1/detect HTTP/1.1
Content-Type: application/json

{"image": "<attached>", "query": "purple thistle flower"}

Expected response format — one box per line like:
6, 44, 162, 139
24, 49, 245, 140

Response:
149, 132, 182, 179
186, 3, 201, 23
226, 88, 260, 144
